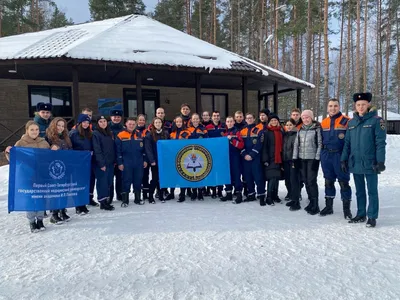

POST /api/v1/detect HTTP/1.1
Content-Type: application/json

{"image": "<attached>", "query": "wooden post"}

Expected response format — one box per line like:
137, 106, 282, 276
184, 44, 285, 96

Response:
195, 74, 202, 113
242, 76, 248, 113
136, 70, 143, 115
273, 82, 278, 113
72, 66, 80, 120
296, 89, 302, 109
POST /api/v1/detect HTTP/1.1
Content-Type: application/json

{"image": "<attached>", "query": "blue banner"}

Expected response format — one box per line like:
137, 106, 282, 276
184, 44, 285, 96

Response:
8, 148, 91, 212
157, 137, 231, 188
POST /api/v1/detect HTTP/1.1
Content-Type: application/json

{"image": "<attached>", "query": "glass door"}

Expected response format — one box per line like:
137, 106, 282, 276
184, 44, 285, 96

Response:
123, 89, 160, 121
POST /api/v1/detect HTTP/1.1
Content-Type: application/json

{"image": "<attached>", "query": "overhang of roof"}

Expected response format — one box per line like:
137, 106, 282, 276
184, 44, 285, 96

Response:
0, 15, 315, 91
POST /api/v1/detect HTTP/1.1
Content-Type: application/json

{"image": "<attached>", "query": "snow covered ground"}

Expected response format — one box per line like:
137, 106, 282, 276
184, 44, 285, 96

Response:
0, 136, 400, 300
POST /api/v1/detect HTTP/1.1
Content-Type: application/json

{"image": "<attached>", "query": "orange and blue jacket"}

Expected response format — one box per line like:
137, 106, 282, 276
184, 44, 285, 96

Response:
206, 122, 226, 138
240, 124, 264, 159
321, 112, 350, 151
170, 128, 190, 140
187, 124, 208, 139
115, 129, 146, 166
223, 127, 244, 157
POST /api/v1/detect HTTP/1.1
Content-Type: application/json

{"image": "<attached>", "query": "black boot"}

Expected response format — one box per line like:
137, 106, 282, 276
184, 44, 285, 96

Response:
349, 215, 366, 223
89, 199, 99, 207
36, 219, 46, 231
289, 200, 301, 211
100, 199, 115, 211
366, 218, 376, 228
142, 190, 149, 200
307, 198, 320, 215
159, 189, 165, 203
178, 192, 185, 202
211, 187, 217, 199
217, 188, 223, 198
191, 189, 197, 201
187, 188, 192, 197
81, 206, 89, 214
30, 221, 38, 233
232, 192, 243, 204
342, 200, 352, 220
320, 197, 334, 216
284, 193, 290, 201
50, 210, 63, 225
197, 189, 204, 201
304, 201, 312, 212
265, 197, 274, 206
204, 187, 211, 197
121, 192, 129, 207
259, 195, 266, 206
149, 189, 156, 203
244, 193, 256, 202
286, 200, 296, 207
220, 191, 232, 202
166, 189, 175, 200
134, 191, 144, 205
107, 197, 113, 205
60, 209, 70, 222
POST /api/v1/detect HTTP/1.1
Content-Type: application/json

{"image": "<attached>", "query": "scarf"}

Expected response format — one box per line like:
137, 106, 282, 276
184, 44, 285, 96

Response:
268, 125, 283, 164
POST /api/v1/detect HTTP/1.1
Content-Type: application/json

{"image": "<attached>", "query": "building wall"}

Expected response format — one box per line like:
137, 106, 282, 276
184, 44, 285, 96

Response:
0, 79, 259, 144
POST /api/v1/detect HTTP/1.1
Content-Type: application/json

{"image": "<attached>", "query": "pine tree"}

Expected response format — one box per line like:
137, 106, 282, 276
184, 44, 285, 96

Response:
89, 0, 145, 21
153, 0, 185, 31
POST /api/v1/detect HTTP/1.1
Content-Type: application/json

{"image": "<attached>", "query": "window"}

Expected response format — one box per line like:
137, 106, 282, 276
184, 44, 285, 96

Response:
28, 86, 72, 117
201, 93, 228, 119
123, 89, 160, 121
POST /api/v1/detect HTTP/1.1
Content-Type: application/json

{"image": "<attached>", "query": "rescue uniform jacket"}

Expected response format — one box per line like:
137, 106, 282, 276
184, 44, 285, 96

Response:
115, 129, 146, 167
341, 108, 386, 174
234, 121, 247, 131
223, 127, 244, 155
239, 123, 264, 159
321, 112, 350, 152
170, 128, 190, 140
145, 130, 170, 164
108, 121, 124, 139
33, 114, 51, 137
92, 129, 115, 168
293, 122, 322, 160
187, 124, 208, 139
205, 122, 226, 138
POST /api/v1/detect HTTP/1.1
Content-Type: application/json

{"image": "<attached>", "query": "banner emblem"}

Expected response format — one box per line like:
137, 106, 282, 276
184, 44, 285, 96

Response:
176, 145, 212, 182
49, 160, 66, 180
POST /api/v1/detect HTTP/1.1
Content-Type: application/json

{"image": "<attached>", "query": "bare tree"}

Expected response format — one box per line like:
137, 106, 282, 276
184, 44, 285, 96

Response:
363, 0, 368, 91
323, 0, 330, 102
336, 0, 345, 101
355, 0, 361, 90
345, 0, 352, 114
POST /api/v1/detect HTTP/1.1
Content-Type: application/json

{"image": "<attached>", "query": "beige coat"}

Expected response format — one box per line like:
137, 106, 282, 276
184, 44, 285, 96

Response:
5, 134, 50, 161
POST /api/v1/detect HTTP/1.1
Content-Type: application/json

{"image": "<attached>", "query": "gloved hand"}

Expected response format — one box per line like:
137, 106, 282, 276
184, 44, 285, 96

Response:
341, 161, 348, 173
373, 162, 386, 173
264, 162, 269, 167
312, 159, 320, 171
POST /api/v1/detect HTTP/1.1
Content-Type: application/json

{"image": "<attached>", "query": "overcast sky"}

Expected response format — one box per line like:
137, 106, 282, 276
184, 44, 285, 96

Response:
53, 0, 159, 23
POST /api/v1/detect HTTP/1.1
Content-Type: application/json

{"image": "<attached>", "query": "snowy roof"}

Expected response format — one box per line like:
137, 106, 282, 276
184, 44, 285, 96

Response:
0, 15, 314, 89
318, 109, 400, 121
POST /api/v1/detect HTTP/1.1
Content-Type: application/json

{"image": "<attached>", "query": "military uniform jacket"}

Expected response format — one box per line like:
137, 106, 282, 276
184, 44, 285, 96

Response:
223, 127, 244, 156
33, 114, 51, 137
115, 129, 146, 167
92, 130, 116, 167
240, 124, 264, 159
341, 109, 386, 174
321, 112, 349, 152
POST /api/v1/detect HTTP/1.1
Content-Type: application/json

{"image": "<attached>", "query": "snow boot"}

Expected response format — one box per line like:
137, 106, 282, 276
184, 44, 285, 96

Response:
217, 188, 223, 198
348, 215, 366, 223
220, 191, 232, 202
165, 189, 175, 200
204, 187, 211, 197
142, 190, 149, 201
286, 200, 296, 207
244, 193, 256, 202
89, 199, 99, 207
134, 191, 144, 205
289, 200, 301, 211
36, 219, 46, 231
100, 199, 115, 211
259, 195, 266, 206
307, 198, 320, 215
366, 218, 376, 228
233, 192, 243, 204
342, 200, 352, 220
284, 193, 290, 201
273, 196, 282, 204
265, 197, 274, 206
30, 221, 39, 233
197, 189, 204, 201
187, 188, 192, 197
159, 190, 166, 203
50, 211, 64, 225
320, 197, 334, 217
304, 201, 312, 213
178, 192, 185, 202
121, 192, 129, 208
60, 209, 70, 222
211, 187, 217, 199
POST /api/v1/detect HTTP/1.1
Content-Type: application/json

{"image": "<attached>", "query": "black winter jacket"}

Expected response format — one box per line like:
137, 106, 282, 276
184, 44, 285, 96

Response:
283, 129, 297, 162
145, 130, 170, 164
261, 129, 283, 180
92, 129, 115, 167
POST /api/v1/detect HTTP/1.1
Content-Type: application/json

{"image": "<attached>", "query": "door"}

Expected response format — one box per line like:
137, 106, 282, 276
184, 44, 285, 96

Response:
123, 89, 160, 121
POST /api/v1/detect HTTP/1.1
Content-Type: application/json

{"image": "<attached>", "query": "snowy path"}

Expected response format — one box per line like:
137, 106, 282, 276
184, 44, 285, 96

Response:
0, 136, 399, 300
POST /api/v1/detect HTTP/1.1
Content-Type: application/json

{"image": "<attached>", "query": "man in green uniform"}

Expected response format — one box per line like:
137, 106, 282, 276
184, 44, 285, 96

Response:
341, 92, 386, 228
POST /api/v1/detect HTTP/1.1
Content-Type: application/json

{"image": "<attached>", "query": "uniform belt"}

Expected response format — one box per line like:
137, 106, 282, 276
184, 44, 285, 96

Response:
322, 147, 339, 153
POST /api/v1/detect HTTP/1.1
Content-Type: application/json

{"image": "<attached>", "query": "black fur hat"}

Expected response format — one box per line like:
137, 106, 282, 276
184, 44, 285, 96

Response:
36, 102, 52, 112
353, 92, 372, 102
259, 108, 271, 116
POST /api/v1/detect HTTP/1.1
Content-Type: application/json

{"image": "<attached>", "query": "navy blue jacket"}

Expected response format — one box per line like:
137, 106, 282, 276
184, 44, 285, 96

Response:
206, 122, 226, 138
145, 130, 170, 164
108, 121, 124, 139
234, 120, 247, 131
92, 130, 115, 167
34, 114, 51, 137
115, 129, 146, 167
69, 129, 93, 151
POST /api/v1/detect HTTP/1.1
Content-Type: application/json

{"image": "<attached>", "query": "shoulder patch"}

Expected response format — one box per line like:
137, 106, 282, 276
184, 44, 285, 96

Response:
339, 117, 349, 126
380, 119, 386, 130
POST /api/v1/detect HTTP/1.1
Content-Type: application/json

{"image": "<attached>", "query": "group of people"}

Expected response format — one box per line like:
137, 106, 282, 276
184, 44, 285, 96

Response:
4, 92, 387, 233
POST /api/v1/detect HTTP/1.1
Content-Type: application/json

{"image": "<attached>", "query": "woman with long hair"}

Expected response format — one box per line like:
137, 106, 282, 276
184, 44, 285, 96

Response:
69, 114, 94, 215
92, 116, 116, 211
45, 117, 73, 224
145, 117, 170, 203
169, 116, 190, 202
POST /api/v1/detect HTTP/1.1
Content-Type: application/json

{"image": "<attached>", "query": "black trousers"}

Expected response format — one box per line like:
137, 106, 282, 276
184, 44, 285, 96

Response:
284, 161, 301, 201
142, 165, 150, 194
110, 165, 122, 201
300, 159, 319, 201
150, 165, 160, 194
